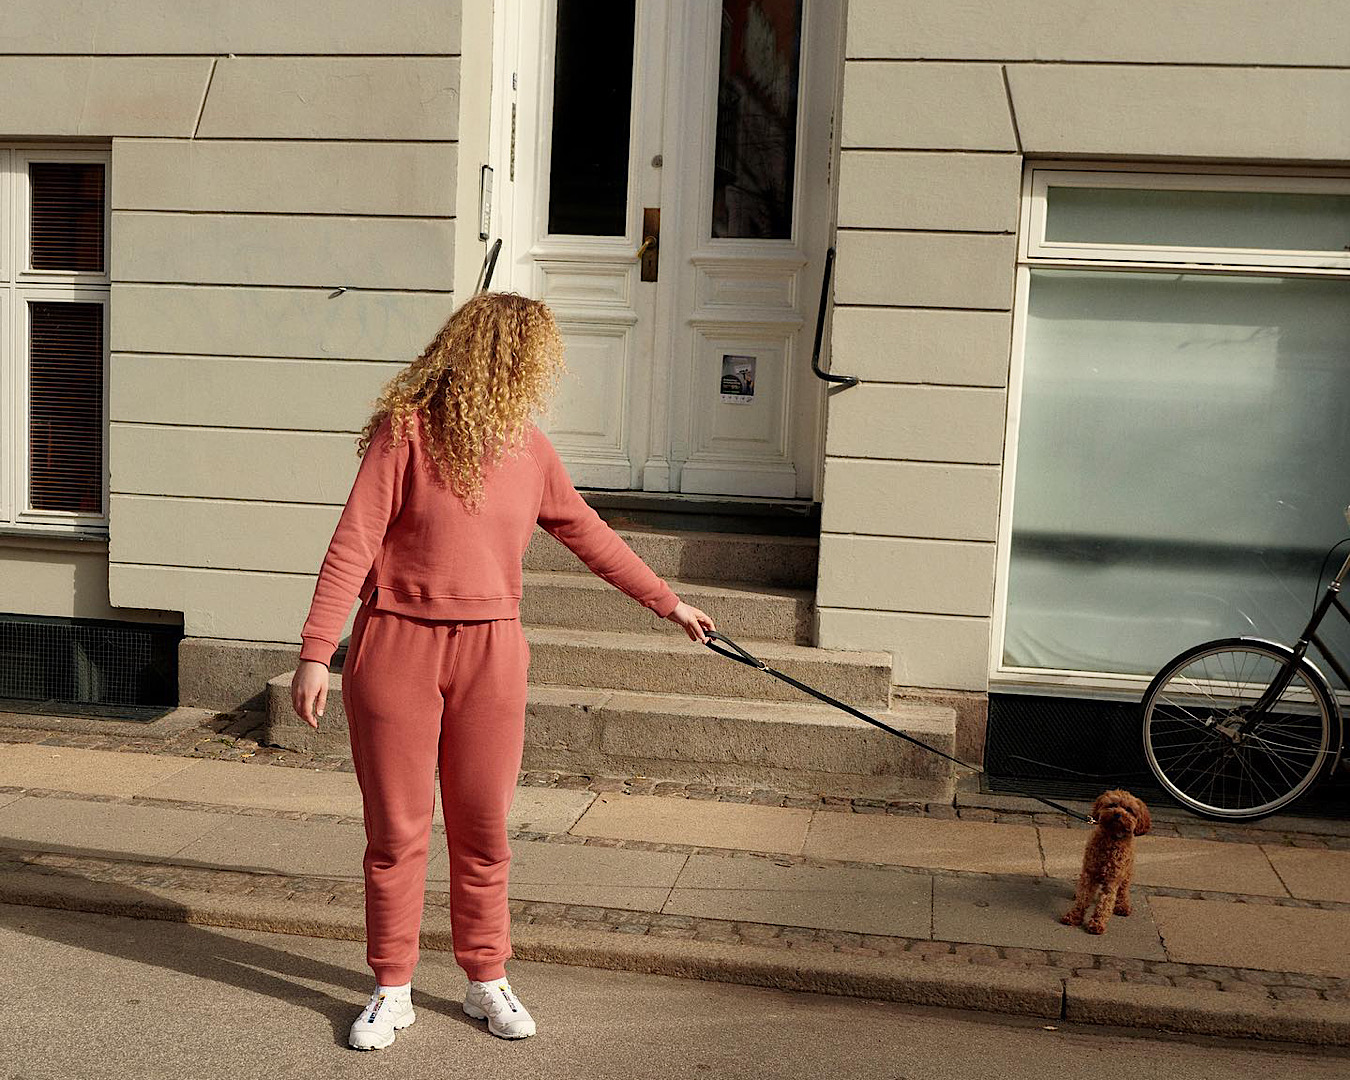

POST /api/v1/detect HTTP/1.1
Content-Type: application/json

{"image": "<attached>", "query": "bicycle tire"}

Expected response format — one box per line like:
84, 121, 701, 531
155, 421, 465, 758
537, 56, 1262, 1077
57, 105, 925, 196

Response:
1141, 637, 1342, 820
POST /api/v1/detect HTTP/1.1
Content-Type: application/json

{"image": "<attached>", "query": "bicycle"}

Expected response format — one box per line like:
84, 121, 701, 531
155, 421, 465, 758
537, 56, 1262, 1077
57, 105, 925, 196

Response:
1140, 518, 1350, 821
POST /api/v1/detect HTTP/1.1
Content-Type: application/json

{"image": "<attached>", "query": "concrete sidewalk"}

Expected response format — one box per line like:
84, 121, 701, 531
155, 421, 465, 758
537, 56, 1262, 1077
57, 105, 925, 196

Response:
2, 740, 1349, 1045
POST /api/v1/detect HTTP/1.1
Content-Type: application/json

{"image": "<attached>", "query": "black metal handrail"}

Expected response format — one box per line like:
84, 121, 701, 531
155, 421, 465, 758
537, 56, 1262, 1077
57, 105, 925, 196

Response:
809, 246, 857, 388
477, 238, 503, 294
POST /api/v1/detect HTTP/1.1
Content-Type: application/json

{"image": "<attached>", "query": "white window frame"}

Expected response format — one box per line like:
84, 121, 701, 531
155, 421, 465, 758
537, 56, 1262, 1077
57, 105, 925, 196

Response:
1020, 162, 1350, 276
1, 144, 111, 537
992, 160, 1350, 699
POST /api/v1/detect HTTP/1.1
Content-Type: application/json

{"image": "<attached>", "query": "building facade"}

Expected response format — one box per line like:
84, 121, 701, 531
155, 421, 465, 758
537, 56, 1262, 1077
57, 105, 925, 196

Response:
2, 1, 1347, 787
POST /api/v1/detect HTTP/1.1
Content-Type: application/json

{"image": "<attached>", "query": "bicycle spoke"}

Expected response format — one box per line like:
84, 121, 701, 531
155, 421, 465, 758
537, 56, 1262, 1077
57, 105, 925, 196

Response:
1232, 745, 1280, 807
1241, 732, 1327, 757
1248, 714, 1327, 739
1229, 748, 1254, 808
1250, 736, 1305, 793
1209, 756, 1231, 804
1263, 745, 1310, 801
1160, 736, 1226, 786
1151, 698, 1220, 736
1148, 721, 1218, 761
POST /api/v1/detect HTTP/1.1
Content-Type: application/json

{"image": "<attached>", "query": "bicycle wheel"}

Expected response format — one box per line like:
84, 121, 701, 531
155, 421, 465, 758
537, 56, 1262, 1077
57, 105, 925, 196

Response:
1141, 638, 1341, 820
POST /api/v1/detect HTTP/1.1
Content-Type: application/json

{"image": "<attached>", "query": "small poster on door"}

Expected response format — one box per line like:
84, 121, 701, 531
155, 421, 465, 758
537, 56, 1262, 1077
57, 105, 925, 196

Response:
720, 354, 756, 404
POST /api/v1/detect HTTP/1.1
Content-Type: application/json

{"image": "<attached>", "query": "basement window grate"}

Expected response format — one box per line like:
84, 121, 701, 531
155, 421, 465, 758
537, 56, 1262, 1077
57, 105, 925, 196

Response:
983, 691, 1350, 817
0, 614, 180, 715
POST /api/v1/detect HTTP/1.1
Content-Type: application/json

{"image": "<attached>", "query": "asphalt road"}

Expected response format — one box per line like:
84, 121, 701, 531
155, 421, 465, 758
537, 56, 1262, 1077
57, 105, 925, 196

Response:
2, 902, 1346, 1080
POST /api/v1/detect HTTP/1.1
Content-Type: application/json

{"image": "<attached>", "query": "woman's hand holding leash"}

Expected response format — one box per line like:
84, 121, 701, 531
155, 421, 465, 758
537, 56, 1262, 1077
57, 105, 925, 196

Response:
665, 600, 716, 643
292, 658, 330, 729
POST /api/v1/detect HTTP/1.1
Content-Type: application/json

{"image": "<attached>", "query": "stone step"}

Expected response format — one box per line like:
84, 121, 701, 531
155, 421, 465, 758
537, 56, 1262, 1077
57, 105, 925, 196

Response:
524, 526, 818, 589
582, 488, 820, 539
520, 569, 813, 644
302, 626, 891, 712
258, 518, 918, 797
524, 686, 957, 801
263, 677, 956, 801
520, 626, 892, 707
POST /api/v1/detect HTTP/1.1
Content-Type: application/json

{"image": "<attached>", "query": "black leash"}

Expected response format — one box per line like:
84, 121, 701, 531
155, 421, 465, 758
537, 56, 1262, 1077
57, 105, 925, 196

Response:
700, 629, 1096, 825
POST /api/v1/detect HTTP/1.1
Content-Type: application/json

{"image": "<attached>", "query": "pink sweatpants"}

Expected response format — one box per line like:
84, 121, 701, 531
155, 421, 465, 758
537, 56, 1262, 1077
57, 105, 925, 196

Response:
341, 596, 530, 984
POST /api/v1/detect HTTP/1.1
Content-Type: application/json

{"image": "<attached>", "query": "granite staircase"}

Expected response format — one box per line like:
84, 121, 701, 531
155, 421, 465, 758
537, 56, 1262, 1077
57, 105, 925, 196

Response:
264, 497, 958, 801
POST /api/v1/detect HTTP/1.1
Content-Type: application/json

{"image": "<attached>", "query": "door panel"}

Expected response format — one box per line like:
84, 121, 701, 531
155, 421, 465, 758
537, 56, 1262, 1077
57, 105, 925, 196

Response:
505, 0, 663, 488
495, 0, 839, 498
665, 0, 837, 498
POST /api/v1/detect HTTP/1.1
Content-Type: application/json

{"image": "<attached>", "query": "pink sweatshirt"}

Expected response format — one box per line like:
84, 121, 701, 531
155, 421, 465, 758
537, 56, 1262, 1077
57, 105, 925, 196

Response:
298, 412, 681, 666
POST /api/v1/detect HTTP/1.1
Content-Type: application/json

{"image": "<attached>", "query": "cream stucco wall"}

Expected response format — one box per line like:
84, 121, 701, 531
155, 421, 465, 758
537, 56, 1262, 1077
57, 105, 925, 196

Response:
5, 0, 1348, 694
0, 1, 471, 641
819, 0, 1350, 693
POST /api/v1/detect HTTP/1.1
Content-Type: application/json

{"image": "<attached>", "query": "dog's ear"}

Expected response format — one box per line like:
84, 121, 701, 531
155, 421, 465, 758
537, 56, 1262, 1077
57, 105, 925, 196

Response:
1133, 797, 1151, 835
1090, 791, 1111, 821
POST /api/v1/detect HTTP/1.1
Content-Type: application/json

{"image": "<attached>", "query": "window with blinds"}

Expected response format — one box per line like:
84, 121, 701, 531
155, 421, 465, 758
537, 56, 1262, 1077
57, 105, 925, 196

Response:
29, 162, 106, 273
0, 147, 110, 531
29, 302, 104, 513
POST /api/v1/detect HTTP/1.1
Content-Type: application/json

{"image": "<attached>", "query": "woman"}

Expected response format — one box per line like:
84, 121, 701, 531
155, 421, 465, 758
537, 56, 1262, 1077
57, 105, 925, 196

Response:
290, 292, 716, 1049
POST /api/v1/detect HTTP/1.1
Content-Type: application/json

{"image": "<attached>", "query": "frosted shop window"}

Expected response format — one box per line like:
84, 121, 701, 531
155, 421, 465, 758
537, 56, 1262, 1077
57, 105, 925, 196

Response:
994, 164, 1350, 692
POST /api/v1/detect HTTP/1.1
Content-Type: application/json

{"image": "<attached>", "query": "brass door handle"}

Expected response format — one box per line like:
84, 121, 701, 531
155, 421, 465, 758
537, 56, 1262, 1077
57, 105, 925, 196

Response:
638, 208, 660, 282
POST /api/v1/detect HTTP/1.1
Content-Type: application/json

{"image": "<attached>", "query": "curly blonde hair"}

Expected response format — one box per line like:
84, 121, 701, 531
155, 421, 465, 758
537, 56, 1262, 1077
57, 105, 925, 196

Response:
356, 291, 568, 514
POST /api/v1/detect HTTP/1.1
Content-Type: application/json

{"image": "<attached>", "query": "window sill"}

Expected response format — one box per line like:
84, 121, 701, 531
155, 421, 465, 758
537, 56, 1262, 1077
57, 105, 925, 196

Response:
0, 526, 109, 552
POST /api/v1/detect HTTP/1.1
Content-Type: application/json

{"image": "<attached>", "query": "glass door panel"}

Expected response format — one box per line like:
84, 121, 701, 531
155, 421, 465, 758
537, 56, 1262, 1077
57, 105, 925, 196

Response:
546, 0, 637, 236
710, 0, 803, 240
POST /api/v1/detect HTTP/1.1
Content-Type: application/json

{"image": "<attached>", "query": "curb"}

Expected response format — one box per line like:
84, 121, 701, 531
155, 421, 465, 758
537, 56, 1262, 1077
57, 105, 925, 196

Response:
511, 924, 1064, 1018
6, 870, 1350, 1045
1064, 980, 1350, 1046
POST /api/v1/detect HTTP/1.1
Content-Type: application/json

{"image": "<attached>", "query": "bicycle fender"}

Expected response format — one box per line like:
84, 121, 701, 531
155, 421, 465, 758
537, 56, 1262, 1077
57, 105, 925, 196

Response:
1230, 634, 1344, 730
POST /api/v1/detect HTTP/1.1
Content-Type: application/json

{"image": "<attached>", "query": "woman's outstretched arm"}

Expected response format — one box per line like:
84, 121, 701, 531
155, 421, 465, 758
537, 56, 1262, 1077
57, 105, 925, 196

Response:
298, 415, 412, 668
531, 428, 714, 641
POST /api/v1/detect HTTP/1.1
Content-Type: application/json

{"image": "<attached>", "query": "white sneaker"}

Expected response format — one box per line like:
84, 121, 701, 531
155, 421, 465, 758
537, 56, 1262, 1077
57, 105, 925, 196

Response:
463, 978, 536, 1039
348, 987, 416, 1050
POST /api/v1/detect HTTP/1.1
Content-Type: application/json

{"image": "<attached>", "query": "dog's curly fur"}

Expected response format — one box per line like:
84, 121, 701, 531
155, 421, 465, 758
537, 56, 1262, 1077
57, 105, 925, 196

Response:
1060, 789, 1151, 935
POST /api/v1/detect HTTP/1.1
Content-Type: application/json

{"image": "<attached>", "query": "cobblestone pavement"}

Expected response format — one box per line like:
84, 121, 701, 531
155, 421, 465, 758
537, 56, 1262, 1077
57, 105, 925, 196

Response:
4, 843, 1347, 1007
2, 782, 1348, 916
2, 710, 1347, 851
5, 709, 1350, 1032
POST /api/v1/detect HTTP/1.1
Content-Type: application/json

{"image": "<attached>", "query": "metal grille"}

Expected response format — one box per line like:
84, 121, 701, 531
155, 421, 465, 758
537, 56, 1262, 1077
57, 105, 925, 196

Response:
984, 693, 1160, 800
984, 691, 1350, 817
0, 614, 179, 713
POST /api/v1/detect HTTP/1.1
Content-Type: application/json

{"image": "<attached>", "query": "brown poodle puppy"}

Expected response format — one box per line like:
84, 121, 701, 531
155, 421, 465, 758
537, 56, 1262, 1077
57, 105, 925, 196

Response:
1060, 789, 1151, 935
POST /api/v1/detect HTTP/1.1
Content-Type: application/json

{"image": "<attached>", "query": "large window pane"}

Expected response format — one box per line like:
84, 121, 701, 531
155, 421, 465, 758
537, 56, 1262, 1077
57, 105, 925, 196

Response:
546, 0, 635, 236
711, 0, 802, 239
1044, 185, 1350, 255
1004, 269, 1350, 681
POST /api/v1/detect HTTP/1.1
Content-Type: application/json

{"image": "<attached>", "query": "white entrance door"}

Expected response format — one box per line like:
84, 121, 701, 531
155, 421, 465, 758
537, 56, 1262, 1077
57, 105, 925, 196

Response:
491, 0, 840, 498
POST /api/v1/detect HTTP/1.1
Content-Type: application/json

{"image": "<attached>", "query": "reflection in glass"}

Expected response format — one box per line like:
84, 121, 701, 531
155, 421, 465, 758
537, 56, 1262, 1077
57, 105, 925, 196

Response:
711, 0, 803, 239
1004, 270, 1350, 683
547, 0, 636, 236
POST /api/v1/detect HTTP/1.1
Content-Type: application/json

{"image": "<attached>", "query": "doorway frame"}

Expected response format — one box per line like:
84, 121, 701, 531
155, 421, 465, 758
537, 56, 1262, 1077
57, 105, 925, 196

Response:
487, 0, 844, 501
